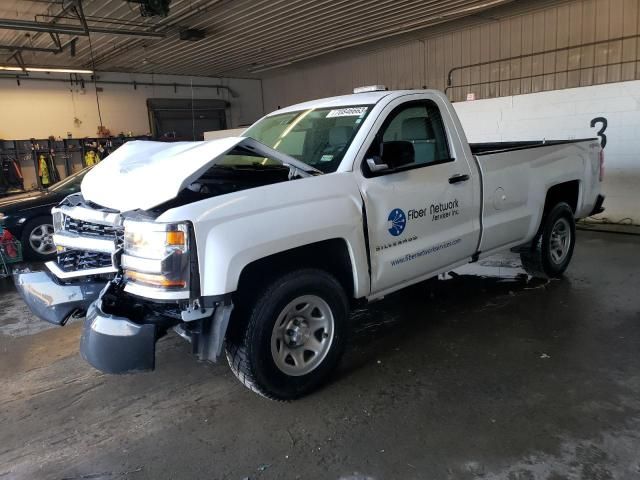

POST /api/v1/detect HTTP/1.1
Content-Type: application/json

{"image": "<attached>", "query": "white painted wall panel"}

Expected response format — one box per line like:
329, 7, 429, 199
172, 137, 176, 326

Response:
0, 72, 263, 139
454, 80, 640, 224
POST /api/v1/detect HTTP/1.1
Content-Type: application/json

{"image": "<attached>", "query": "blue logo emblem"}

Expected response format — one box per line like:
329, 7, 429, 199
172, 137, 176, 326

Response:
387, 208, 407, 236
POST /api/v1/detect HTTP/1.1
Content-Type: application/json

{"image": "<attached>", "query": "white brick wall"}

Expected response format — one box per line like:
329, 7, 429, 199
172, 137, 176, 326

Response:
453, 80, 640, 225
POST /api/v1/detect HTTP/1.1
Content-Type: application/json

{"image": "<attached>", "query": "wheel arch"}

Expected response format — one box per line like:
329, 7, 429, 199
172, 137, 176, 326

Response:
543, 180, 580, 215
235, 238, 358, 300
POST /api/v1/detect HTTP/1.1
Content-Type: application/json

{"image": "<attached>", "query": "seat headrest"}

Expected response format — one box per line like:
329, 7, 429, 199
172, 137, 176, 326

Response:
401, 117, 435, 141
329, 126, 352, 146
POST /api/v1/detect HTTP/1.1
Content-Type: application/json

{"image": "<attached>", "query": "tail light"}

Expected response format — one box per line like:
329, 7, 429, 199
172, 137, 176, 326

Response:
599, 150, 605, 182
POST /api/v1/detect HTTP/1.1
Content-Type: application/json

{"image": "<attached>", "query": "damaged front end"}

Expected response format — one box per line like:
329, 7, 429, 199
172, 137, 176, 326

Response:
14, 193, 232, 374
15, 136, 319, 375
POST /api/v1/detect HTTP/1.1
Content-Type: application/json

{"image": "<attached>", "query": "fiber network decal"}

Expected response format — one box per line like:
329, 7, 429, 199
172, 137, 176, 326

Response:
387, 208, 407, 236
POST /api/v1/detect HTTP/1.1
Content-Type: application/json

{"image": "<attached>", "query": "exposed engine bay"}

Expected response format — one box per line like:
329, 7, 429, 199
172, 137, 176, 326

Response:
154, 148, 297, 213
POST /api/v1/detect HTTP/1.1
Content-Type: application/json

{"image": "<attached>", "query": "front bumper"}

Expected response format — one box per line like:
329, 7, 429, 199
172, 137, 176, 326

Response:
14, 270, 162, 373
14, 270, 105, 326
15, 267, 231, 374
80, 300, 156, 373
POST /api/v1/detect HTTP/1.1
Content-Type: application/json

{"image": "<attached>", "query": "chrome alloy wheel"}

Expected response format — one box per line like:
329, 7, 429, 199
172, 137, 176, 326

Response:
270, 295, 335, 376
549, 217, 571, 265
29, 224, 56, 255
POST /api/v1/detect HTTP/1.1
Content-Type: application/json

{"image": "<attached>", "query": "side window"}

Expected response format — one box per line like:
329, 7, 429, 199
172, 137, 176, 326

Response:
377, 101, 451, 167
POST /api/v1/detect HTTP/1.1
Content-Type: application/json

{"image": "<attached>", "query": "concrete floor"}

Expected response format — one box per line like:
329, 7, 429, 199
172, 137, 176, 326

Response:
1, 230, 639, 480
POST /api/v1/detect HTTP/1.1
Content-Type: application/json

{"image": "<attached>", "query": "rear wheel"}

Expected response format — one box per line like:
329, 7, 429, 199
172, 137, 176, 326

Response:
226, 269, 349, 400
21, 216, 56, 260
520, 202, 576, 279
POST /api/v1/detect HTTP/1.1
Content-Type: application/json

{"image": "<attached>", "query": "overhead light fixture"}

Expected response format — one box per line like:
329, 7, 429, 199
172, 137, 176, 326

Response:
26, 67, 93, 74
0, 66, 93, 74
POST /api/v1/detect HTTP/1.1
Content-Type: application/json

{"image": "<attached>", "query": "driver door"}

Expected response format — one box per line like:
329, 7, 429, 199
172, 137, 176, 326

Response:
357, 97, 480, 295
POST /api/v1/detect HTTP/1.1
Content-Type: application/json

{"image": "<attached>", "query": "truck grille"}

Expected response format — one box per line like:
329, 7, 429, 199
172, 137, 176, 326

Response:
57, 250, 113, 272
55, 212, 123, 274
64, 216, 124, 244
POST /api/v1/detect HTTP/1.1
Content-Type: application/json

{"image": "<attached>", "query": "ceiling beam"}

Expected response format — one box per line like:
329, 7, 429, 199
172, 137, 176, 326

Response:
0, 18, 165, 38
72, 0, 90, 35
0, 44, 64, 53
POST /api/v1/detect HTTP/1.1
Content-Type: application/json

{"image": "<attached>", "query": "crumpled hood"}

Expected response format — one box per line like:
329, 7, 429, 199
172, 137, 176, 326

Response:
81, 137, 244, 212
81, 137, 317, 212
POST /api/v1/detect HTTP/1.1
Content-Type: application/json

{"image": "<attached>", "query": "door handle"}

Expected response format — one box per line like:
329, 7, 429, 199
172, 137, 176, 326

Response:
448, 174, 470, 184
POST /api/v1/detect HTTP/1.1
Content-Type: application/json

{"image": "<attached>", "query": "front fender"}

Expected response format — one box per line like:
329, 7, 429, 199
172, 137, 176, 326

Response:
158, 173, 370, 298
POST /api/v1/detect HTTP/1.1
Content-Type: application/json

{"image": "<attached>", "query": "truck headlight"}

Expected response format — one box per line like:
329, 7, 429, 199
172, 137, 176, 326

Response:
122, 220, 191, 290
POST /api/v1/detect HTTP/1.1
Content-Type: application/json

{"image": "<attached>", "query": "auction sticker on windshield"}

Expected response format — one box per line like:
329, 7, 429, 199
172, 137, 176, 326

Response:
326, 107, 368, 118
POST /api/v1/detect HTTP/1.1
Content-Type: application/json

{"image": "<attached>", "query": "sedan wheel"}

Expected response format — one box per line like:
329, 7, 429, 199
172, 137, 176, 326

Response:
29, 224, 56, 256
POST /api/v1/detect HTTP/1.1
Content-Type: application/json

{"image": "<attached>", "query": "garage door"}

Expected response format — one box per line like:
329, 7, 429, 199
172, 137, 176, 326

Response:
147, 98, 228, 141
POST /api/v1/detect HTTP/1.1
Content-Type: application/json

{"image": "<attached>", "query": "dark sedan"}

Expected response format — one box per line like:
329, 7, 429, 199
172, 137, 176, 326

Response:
0, 167, 92, 260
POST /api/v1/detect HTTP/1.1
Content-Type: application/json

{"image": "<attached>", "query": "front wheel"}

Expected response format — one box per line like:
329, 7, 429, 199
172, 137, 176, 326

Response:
226, 269, 349, 400
520, 202, 576, 279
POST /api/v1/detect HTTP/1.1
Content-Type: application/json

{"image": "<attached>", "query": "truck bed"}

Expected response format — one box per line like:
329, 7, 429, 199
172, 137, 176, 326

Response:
470, 139, 597, 156
473, 138, 601, 257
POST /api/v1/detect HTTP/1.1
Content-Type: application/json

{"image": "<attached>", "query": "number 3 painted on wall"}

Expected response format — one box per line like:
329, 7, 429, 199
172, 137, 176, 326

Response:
590, 117, 607, 149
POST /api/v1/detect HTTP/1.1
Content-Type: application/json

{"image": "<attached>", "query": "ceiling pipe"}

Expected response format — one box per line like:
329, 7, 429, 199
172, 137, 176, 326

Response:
0, 74, 237, 97
0, 44, 65, 53
0, 36, 79, 60
0, 18, 165, 38
35, 14, 151, 28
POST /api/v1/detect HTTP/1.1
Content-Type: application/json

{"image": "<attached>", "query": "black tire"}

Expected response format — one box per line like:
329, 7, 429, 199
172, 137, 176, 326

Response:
520, 202, 576, 279
225, 268, 349, 400
20, 216, 56, 261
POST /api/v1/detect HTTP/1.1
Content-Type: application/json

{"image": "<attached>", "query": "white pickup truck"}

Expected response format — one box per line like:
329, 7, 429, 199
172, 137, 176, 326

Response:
15, 87, 605, 400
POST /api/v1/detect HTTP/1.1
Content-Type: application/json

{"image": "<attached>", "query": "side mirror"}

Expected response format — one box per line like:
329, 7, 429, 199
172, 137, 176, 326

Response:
364, 140, 415, 174
381, 140, 414, 169
366, 156, 389, 172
